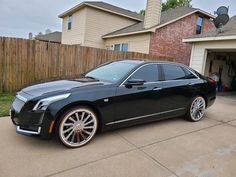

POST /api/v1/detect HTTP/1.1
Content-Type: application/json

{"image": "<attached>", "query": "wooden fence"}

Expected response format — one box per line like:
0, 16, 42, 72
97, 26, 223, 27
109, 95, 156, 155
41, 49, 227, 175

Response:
0, 37, 173, 93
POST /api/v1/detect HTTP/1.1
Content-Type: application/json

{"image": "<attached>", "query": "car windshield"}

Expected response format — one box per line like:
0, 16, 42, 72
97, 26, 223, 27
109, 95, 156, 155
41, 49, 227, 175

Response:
85, 61, 137, 83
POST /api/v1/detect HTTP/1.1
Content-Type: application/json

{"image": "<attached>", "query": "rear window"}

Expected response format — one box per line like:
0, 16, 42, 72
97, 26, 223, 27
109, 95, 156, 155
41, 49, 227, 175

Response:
181, 67, 198, 79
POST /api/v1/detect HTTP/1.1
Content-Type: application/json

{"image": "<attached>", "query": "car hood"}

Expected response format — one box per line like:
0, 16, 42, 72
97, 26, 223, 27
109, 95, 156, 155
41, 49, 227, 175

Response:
21, 79, 108, 97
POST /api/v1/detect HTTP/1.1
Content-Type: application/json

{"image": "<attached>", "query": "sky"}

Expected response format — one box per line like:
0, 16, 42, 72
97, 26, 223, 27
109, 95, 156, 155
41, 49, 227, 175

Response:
0, 0, 235, 38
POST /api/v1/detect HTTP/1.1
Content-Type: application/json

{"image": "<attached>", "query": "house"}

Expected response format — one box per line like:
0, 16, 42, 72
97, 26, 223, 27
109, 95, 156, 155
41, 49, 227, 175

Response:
35, 31, 62, 43
59, 0, 215, 64
183, 16, 236, 91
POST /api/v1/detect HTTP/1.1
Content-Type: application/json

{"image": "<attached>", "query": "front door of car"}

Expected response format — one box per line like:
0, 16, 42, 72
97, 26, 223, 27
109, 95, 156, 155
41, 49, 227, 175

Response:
111, 64, 163, 127
158, 64, 197, 118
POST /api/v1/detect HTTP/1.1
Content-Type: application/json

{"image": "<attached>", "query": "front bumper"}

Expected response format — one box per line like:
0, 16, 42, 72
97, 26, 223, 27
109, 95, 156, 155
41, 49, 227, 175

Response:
10, 96, 53, 138
16, 126, 41, 135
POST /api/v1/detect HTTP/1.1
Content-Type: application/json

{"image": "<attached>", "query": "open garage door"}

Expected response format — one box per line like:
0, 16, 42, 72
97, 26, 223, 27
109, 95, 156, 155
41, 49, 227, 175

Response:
204, 50, 236, 93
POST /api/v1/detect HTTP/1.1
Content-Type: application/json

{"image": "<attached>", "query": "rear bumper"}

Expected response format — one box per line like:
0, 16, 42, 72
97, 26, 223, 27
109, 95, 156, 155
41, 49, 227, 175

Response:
207, 96, 216, 108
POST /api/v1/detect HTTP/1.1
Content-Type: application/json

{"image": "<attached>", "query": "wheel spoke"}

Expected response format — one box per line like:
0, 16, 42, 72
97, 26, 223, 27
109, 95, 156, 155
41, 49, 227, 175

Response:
83, 114, 91, 123
83, 130, 92, 135
71, 132, 75, 143
81, 112, 85, 121
64, 123, 73, 127
63, 127, 73, 133
80, 132, 86, 140
69, 117, 76, 123
84, 119, 94, 126
75, 112, 80, 121
66, 129, 74, 139
76, 132, 80, 143
84, 126, 94, 130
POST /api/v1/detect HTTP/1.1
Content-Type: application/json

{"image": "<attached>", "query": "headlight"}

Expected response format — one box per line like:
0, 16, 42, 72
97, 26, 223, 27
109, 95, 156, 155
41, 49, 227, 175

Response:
33, 93, 71, 111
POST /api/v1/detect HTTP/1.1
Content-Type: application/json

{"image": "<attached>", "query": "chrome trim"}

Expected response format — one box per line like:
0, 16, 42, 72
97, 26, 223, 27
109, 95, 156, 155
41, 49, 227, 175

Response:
16, 126, 41, 135
106, 108, 185, 125
16, 95, 28, 102
119, 63, 200, 87
153, 87, 162, 91
119, 78, 200, 88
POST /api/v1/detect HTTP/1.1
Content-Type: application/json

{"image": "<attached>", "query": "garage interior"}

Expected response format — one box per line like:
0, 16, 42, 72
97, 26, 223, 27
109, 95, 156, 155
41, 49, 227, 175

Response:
204, 50, 236, 93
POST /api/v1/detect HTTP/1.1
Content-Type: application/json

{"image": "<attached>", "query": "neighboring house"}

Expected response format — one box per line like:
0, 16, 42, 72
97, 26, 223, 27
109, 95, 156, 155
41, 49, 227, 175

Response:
183, 16, 236, 90
35, 32, 62, 43
59, 0, 215, 64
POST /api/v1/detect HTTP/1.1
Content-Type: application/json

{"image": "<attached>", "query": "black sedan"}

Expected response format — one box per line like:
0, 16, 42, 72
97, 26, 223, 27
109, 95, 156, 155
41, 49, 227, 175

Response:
10, 60, 216, 148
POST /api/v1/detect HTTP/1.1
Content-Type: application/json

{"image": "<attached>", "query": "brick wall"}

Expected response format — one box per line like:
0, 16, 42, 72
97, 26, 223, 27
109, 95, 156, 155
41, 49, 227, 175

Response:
149, 13, 214, 65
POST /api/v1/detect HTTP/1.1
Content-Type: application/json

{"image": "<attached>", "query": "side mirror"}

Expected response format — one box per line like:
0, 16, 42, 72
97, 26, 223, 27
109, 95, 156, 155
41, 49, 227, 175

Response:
125, 79, 145, 88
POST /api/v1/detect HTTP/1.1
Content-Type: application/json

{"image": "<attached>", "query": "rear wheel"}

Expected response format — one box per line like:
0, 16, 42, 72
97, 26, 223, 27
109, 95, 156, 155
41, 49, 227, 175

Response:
57, 107, 98, 148
186, 96, 206, 122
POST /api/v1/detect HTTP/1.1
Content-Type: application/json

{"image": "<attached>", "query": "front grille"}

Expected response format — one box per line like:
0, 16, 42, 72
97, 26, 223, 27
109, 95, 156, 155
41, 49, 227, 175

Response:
12, 97, 25, 113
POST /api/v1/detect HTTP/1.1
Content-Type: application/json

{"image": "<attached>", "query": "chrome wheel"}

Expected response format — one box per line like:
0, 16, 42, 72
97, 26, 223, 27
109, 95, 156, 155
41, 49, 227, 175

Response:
59, 108, 98, 148
190, 97, 206, 121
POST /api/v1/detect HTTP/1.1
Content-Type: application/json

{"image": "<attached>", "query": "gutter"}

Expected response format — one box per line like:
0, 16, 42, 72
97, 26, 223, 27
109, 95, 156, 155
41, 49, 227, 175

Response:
183, 35, 236, 43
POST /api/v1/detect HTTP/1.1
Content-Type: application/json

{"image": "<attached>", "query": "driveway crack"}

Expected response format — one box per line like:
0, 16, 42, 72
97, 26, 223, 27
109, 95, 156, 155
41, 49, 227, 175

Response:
116, 132, 179, 177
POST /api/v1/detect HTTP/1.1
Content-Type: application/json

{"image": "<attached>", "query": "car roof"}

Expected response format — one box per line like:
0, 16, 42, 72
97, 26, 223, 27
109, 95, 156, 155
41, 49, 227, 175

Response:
113, 59, 184, 66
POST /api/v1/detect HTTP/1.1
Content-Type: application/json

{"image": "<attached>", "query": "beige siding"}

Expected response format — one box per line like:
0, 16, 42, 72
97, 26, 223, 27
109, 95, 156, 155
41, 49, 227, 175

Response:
190, 40, 236, 74
144, 0, 161, 29
104, 33, 151, 54
61, 7, 138, 47
83, 7, 137, 48
61, 8, 87, 45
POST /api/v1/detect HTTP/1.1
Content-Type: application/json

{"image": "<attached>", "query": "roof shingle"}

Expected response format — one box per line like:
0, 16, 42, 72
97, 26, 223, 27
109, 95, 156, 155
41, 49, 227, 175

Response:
35, 32, 62, 43
59, 1, 144, 21
103, 7, 214, 38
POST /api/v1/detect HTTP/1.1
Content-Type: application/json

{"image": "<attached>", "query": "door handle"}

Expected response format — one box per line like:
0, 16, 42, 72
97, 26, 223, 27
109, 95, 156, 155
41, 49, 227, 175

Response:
153, 87, 162, 91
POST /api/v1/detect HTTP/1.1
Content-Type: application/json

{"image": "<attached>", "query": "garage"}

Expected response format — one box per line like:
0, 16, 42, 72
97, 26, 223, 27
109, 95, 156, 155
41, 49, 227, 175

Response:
205, 50, 236, 92
183, 15, 236, 93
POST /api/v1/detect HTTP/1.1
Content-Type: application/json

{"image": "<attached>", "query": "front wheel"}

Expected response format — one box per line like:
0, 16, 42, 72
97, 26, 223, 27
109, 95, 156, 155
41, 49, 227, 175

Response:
186, 96, 206, 122
57, 107, 98, 148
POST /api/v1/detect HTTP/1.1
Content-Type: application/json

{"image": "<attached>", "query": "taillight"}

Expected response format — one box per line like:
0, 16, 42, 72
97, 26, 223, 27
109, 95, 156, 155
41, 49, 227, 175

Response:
209, 78, 216, 88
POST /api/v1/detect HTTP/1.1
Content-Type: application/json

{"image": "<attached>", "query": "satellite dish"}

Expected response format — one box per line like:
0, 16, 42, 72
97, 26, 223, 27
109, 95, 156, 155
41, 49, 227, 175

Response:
214, 6, 230, 29
214, 6, 229, 15
214, 14, 230, 28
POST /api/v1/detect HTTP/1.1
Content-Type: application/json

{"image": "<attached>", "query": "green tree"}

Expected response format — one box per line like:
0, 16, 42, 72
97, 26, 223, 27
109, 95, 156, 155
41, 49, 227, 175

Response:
162, 0, 192, 11
138, 0, 192, 15
139, 9, 146, 16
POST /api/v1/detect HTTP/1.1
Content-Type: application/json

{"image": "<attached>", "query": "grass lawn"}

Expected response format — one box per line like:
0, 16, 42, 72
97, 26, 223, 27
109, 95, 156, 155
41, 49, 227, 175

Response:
0, 93, 14, 117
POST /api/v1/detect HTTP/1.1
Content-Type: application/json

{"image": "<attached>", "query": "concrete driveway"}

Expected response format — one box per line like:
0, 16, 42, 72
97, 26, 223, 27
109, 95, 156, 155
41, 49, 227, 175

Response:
0, 94, 236, 177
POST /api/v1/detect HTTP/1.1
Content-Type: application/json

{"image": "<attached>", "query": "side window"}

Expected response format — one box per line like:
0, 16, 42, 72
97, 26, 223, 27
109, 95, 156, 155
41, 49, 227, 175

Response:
162, 64, 186, 81
196, 16, 203, 34
114, 43, 129, 51
121, 43, 128, 52
114, 44, 121, 51
68, 15, 72, 30
182, 67, 197, 79
130, 64, 159, 82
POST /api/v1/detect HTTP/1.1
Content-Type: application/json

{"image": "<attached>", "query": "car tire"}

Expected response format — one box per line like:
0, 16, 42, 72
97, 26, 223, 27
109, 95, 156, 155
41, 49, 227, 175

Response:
56, 106, 98, 148
186, 96, 206, 122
